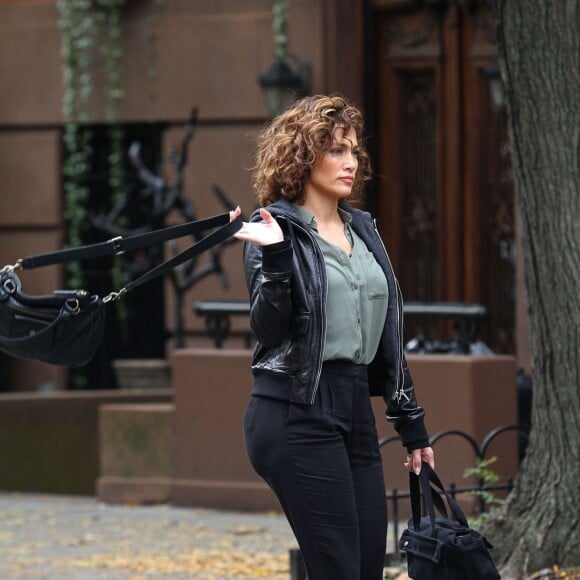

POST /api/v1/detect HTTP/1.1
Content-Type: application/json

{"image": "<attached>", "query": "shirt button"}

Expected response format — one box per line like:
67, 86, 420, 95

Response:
357, 318, 361, 324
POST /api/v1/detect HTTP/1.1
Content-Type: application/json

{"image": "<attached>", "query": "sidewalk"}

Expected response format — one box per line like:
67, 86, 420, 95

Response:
0, 493, 297, 579
0, 493, 410, 579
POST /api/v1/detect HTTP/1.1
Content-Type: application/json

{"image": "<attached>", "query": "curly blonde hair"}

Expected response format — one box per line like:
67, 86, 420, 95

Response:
252, 94, 372, 206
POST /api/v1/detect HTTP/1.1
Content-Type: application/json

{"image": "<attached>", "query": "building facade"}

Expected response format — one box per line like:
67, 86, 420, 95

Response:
0, 0, 529, 391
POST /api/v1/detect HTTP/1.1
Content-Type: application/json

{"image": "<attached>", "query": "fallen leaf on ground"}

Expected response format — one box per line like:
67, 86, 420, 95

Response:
56, 549, 290, 577
228, 526, 267, 536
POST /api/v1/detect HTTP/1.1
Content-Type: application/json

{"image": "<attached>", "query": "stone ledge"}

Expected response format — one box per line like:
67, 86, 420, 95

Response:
171, 478, 279, 512
97, 476, 173, 505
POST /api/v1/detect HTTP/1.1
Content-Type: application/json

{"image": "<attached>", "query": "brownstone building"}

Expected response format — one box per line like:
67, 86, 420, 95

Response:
0, 0, 529, 393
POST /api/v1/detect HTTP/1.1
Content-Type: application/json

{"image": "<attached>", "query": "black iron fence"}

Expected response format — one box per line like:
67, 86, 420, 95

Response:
381, 424, 526, 555
289, 424, 528, 580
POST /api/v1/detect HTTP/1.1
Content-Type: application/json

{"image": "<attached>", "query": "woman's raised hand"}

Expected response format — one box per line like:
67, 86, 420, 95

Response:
230, 206, 284, 246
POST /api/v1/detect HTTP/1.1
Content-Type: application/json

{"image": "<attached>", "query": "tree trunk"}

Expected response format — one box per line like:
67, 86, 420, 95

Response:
482, 2, 580, 578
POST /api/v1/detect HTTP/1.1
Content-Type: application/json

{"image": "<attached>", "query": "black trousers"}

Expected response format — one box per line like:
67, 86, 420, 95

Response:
243, 360, 388, 580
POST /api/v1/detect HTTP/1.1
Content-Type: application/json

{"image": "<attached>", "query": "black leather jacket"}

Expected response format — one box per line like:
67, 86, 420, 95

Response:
243, 198, 429, 450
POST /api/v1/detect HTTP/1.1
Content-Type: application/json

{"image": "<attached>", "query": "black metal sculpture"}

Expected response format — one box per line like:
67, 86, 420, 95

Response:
91, 108, 242, 348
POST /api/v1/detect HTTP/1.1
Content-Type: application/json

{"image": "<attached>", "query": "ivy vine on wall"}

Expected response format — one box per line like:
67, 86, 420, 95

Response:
57, 0, 127, 293
57, 0, 130, 386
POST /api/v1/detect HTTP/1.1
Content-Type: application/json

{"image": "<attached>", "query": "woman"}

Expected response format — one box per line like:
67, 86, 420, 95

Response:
230, 94, 434, 580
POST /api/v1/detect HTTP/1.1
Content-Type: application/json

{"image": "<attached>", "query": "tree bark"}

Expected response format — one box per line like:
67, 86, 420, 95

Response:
482, 1, 580, 578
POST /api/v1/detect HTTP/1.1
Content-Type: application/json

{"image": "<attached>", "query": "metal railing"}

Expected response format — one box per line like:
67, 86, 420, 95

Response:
194, 300, 487, 351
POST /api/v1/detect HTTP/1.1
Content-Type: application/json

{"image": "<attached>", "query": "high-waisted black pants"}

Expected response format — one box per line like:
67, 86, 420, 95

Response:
243, 360, 388, 580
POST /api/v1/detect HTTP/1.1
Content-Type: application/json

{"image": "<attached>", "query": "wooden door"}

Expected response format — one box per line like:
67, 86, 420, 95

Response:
371, 0, 515, 352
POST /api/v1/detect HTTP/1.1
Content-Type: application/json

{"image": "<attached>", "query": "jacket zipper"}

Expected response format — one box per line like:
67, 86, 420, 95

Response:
287, 217, 327, 404
373, 219, 408, 402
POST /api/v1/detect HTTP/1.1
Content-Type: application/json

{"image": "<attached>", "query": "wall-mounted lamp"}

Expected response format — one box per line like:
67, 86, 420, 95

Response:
258, 0, 311, 118
258, 57, 311, 118
483, 62, 506, 111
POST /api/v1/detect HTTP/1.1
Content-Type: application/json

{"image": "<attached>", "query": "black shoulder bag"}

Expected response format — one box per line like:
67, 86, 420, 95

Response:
399, 462, 501, 580
0, 213, 242, 367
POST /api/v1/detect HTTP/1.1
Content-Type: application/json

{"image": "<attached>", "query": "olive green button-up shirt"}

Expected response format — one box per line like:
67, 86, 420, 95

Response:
297, 207, 389, 364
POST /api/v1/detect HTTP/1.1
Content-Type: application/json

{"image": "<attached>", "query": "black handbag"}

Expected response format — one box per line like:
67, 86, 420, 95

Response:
399, 463, 501, 580
0, 213, 241, 367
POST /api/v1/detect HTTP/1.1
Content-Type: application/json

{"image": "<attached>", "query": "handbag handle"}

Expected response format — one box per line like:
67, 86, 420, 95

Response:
16, 213, 240, 270
7, 213, 242, 302
409, 462, 469, 533
121, 215, 241, 296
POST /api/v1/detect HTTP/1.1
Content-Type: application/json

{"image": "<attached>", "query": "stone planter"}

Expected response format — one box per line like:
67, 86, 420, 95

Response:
170, 349, 518, 514
112, 359, 171, 390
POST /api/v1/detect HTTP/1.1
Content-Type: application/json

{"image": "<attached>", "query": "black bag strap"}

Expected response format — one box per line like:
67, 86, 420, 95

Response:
409, 467, 448, 530
120, 215, 241, 296
5, 213, 242, 303
410, 462, 470, 533
16, 213, 236, 270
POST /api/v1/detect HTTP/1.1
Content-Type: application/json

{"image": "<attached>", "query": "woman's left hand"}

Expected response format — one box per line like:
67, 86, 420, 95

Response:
229, 206, 284, 246
404, 446, 435, 476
